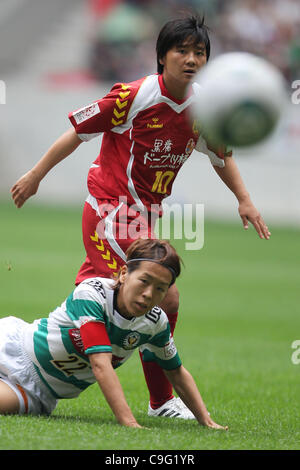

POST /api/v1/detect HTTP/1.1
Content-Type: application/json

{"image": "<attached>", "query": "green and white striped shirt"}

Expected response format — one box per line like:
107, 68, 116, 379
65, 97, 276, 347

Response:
22, 278, 181, 399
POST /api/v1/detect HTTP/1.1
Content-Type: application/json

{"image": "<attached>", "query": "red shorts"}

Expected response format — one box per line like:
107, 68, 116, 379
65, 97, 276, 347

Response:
75, 195, 158, 285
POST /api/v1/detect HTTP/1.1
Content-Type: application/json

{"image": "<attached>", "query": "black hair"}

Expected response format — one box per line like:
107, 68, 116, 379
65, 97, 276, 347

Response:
156, 14, 210, 74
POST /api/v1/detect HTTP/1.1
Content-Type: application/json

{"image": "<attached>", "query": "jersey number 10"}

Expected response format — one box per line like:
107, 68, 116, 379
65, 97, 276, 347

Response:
151, 171, 175, 194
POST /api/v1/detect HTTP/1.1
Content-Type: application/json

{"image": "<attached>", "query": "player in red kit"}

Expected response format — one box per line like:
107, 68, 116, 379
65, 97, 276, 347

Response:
11, 15, 271, 419
68, 72, 223, 285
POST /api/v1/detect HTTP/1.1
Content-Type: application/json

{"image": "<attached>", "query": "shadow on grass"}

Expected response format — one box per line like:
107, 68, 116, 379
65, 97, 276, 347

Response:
45, 412, 201, 431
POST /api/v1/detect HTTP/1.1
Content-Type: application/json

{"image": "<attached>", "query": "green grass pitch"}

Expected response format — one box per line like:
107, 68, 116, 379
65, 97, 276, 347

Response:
0, 201, 299, 450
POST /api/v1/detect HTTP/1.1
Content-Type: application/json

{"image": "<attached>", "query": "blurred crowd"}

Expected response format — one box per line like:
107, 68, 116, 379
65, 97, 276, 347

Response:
86, 0, 300, 82
214, 0, 300, 81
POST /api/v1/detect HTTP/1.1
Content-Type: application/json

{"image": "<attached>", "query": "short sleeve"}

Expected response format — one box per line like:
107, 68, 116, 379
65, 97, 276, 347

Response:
80, 321, 112, 355
66, 281, 112, 355
139, 324, 182, 370
68, 82, 135, 142
196, 135, 232, 168
66, 280, 107, 327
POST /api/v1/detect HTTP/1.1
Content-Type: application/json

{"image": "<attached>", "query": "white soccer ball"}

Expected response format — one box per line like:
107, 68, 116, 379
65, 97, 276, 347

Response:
191, 52, 287, 147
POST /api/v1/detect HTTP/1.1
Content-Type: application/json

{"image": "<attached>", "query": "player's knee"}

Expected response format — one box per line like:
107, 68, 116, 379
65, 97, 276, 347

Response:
159, 284, 179, 315
0, 380, 20, 415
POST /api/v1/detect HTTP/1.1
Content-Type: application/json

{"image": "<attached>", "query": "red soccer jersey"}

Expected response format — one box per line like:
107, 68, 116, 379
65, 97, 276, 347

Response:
69, 74, 229, 212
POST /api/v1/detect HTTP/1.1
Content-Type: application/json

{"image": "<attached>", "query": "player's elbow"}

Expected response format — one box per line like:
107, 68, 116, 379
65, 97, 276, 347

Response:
89, 352, 113, 377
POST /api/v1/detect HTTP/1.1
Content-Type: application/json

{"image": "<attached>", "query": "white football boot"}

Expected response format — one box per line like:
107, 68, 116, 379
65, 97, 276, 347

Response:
148, 397, 196, 419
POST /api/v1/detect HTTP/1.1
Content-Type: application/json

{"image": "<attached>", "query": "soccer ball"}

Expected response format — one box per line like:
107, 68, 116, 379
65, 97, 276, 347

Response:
191, 52, 287, 147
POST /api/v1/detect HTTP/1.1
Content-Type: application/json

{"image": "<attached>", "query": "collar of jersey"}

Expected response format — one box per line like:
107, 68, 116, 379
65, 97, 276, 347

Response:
113, 288, 136, 321
158, 74, 194, 105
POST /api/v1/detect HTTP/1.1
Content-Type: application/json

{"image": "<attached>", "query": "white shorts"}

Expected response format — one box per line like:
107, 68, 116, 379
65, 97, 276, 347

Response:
0, 316, 58, 415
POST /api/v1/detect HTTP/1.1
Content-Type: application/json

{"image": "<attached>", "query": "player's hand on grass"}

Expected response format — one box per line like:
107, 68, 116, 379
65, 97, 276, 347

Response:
123, 421, 148, 429
11, 170, 40, 208
202, 418, 228, 430
238, 199, 271, 240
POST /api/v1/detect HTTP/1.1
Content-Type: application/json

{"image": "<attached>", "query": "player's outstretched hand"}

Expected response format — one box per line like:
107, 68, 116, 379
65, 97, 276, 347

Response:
238, 199, 271, 240
11, 170, 40, 208
202, 418, 228, 430
124, 421, 149, 429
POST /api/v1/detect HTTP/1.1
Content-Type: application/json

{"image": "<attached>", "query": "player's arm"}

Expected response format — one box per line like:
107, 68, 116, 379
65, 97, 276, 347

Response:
11, 127, 82, 208
88, 352, 142, 428
164, 365, 228, 430
213, 156, 271, 240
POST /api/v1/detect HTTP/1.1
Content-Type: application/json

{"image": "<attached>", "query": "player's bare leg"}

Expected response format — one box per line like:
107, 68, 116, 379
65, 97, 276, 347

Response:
0, 380, 20, 414
160, 284, 179, 316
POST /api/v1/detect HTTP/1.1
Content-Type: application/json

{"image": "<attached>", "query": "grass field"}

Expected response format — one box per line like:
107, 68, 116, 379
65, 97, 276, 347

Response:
0, 201, 299, 450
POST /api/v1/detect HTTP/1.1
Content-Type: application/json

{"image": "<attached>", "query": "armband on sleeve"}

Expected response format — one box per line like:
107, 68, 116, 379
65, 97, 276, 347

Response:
80, 321, 111, 354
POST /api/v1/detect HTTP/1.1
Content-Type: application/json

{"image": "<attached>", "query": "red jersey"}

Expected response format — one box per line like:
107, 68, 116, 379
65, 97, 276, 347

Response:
69, 74, 229, 212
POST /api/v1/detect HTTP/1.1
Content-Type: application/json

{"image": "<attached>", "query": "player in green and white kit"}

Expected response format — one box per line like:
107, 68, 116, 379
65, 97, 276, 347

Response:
0, 239, 227, 430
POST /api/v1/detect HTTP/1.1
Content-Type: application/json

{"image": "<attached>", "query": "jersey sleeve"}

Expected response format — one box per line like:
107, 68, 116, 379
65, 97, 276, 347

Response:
68, 82, 136, 142
80, 321, 111, 355
195, 135, 232, 168
66, 280, 112, 355
139, 322, 182, 370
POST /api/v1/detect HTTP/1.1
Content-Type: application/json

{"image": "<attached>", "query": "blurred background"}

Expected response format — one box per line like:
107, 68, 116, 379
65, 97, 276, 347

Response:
1, 2, 299, 450
0, 0, 299, 225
